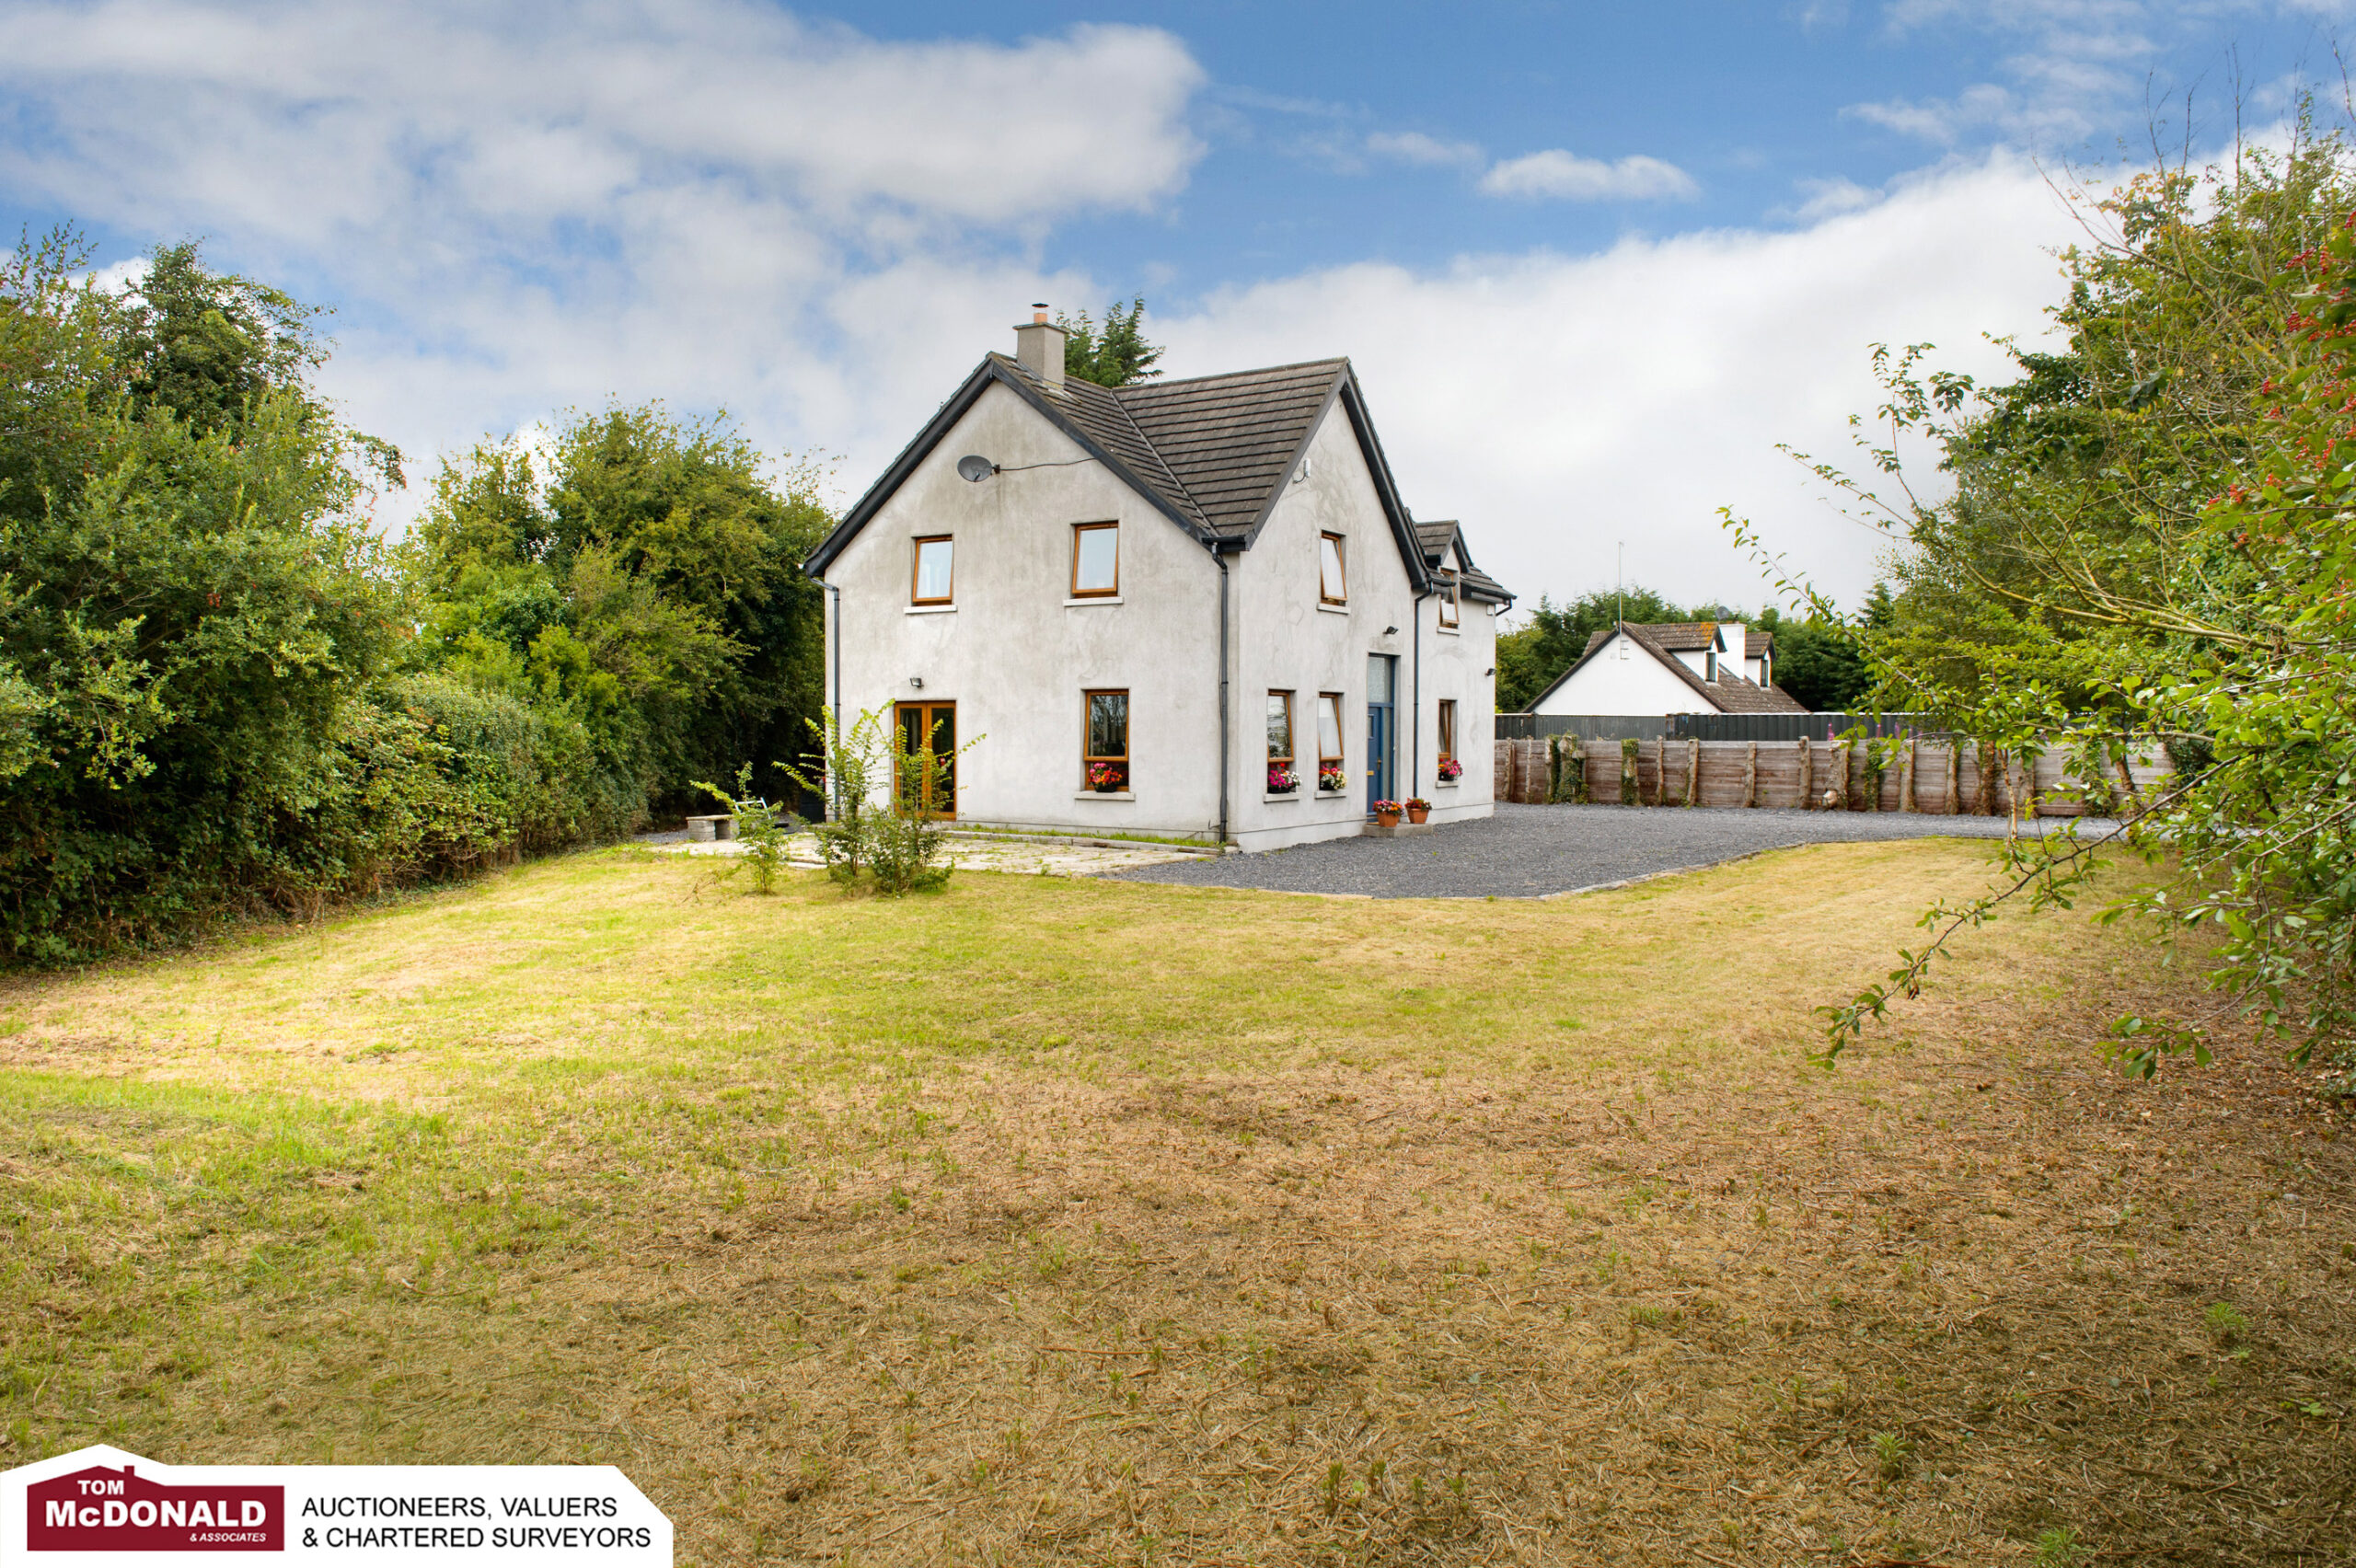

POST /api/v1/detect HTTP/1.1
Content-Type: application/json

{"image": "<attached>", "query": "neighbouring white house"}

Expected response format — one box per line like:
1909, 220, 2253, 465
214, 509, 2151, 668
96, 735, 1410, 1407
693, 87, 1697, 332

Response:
1523, 620, 1806, 717
803, 308, 1515, 850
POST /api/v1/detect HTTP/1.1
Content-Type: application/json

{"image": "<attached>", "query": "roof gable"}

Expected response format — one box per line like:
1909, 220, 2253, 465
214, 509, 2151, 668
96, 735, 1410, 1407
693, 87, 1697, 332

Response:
1410, 518, 1511, 605
803, 353, 1465, 599
1523, 622, 1804, 714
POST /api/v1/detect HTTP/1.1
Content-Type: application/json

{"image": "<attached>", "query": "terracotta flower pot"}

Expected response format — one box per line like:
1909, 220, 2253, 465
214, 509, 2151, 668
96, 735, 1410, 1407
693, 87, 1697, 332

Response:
1406, 803, 1430, 824
1375, 809, 1401, 828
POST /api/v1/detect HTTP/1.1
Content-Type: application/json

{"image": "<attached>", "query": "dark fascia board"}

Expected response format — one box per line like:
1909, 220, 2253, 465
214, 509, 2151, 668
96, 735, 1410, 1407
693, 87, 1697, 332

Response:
803, 358, 1212, 577
1241, 365, 1435, 595
1520, 624, 1721, 714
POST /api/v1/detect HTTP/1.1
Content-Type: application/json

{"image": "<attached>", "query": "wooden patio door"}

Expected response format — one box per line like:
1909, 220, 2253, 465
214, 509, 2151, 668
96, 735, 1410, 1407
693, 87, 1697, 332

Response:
895, 701, 957, 818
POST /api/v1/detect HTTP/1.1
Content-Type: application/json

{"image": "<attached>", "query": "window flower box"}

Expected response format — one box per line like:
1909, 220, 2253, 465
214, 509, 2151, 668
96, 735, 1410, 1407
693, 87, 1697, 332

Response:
1437, 757, 1463, 782
1266, 762, 1300, 794
1086, 761, 1126, 793
1317, 765, 1346, 793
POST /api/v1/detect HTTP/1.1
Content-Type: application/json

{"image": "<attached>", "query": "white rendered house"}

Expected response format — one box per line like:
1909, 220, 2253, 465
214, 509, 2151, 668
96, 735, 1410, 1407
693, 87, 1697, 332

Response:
803, 310, 1514, 850
1524, 621, 1805, 717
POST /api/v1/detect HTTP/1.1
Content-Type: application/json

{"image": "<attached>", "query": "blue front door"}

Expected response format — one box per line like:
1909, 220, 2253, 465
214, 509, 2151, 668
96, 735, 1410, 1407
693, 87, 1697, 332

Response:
1365, 654, 1396, 810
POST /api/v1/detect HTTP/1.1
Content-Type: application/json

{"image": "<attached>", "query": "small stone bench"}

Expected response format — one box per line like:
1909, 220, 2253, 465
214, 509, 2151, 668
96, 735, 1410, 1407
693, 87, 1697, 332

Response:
684, 814, 738, 843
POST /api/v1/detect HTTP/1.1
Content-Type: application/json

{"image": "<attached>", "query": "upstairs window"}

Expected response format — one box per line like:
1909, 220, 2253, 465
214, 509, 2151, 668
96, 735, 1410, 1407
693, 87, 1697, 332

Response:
1438, 579, 1460, 627
1071, 523, 1119, 597
912, 536, 954, 605
1318, 533, 1347, 605
1438, 698, 1457, 762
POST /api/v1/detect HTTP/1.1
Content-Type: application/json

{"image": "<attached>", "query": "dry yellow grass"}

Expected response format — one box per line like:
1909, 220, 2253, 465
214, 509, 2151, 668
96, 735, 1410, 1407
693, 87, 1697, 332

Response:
1, 840, 2350, 1566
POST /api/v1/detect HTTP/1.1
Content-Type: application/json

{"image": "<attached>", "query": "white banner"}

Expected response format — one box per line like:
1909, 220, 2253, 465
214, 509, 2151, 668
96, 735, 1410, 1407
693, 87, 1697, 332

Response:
0, 1447, 672, 1567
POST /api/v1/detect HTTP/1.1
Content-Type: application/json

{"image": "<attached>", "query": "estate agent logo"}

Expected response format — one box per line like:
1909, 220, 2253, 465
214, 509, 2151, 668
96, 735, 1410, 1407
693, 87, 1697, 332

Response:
27, 1463, 282, 1551
2, 1446, 672, 1566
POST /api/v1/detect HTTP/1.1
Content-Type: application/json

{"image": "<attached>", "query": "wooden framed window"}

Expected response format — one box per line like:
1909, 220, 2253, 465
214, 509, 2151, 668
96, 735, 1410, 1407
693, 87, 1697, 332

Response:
894, 701, 957, 818
1265, 692, 1294, 762
1083, 689, 1129, 790
911, 536, 954, 605
1318, 532, 1347, 604
1316, 693, 1344, 765
1438, 579, 1460, 627
1070, 523, 1119, 596
1438, 699, 1457, 762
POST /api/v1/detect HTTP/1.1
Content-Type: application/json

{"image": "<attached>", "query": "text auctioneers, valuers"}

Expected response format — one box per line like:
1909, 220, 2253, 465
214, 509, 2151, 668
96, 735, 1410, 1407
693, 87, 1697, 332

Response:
1, 1447, 673, 1567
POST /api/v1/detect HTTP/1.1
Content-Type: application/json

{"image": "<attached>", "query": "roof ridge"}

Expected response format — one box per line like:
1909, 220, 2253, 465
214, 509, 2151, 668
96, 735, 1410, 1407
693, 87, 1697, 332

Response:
1111, 356, 1351, 394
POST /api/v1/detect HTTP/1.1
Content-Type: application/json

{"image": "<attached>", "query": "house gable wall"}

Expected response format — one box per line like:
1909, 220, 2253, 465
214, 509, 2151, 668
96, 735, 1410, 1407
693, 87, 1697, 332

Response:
1231, 405, 1413, 849
819, 379, 1223, 835
1530, 630, 1717, 717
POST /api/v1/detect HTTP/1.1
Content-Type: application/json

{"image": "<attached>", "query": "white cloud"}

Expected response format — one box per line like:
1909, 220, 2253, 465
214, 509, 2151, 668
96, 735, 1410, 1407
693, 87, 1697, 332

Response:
1478, 149, 1700, 202
1849, 0, 2167, 145
0, 1, 1206, 522
1366, 131, 1484, 168
1781, 175, 1881, 220
1154, 152, 2080, 611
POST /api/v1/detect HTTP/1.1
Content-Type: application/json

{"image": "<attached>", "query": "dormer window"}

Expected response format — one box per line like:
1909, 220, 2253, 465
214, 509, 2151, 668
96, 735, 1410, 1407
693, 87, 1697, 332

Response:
1319, 533, 1347, 605
1438, 578, 1460, 628
1704, 648, 1717, 681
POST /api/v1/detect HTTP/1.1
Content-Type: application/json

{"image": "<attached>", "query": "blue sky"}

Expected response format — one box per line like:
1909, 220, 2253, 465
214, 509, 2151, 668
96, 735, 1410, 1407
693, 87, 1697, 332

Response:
2, 1, 2348, 609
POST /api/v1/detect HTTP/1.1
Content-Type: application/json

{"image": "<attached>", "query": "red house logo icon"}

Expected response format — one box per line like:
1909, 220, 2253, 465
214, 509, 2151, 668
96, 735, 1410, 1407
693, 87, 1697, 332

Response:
26, 1463, 283, 1551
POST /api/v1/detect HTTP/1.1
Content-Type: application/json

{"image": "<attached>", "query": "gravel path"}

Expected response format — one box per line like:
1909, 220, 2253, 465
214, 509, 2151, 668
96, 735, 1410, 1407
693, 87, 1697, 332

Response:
1112, 802, 2113, 900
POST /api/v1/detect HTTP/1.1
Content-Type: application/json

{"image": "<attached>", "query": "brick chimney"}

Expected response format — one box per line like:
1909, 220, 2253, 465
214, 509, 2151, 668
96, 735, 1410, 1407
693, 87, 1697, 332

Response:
1012, 303, 1065, 389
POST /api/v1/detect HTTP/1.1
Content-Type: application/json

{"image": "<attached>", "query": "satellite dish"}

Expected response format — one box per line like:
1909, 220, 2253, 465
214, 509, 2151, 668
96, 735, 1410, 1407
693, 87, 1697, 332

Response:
956, 455, 995, 483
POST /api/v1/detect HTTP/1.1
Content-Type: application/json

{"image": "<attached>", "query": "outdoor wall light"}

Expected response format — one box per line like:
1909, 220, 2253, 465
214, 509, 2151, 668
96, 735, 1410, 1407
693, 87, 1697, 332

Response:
1382, 625, 1399, 636
1483, 667, 1495, 677
908, 676, 924, 688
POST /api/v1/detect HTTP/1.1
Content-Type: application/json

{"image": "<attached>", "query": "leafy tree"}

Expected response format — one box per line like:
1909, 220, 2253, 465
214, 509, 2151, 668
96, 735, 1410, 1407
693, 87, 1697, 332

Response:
1756, 605, 1874, 712
1738, 122, 2356, 1083
1058, 297, 1163, 387
0, 229, 410, 959
410, 405, 834, 814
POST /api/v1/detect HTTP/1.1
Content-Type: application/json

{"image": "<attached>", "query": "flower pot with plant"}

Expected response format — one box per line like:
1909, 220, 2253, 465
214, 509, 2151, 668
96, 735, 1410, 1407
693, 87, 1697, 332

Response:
1371, 799, 1402, 827
1266, 762, 1299, 794
1087, 761, 1126, 794
1405, 797, 1432, 824
1317, 764, 1347, 793
1437, 757, 1463, 782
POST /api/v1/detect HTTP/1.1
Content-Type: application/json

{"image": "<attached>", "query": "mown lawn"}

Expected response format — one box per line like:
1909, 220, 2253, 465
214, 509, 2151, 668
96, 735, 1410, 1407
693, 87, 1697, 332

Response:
1, 843, 2350, 1565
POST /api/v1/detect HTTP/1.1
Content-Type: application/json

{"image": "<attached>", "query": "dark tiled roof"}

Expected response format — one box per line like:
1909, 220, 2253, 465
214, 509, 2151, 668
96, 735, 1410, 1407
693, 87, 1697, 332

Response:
808, 351, 1512, 605
1640, 621, 1721, 651
1711, 672, 1808, 713
1534, 622, 1802, 713
1746, 629, 1773, 659
1408, 518, 1512, 605
1109, 359, 1347, 540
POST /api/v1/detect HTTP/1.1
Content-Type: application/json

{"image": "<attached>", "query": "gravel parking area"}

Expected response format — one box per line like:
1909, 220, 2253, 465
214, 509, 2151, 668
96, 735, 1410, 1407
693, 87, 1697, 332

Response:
1113, 802, 2115, 899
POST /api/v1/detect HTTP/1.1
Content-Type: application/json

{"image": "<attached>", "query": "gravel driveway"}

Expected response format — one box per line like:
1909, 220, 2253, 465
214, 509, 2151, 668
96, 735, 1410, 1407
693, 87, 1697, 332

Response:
1112, 802, 2113, 900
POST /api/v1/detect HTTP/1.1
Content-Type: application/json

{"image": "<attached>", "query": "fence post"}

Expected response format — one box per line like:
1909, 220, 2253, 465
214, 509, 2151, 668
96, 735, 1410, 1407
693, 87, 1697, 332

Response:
1685, 737, 1701, 807
1837, 741, 1854, 810
1798, 734, 1813, 810
1569, 738, 1588, 803
1945, 744, 1959, 814
1744, 741, 1758, 808
1621, 738, 1638, 806
1901, 735, 1918, 813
